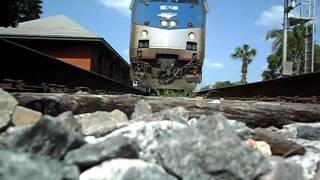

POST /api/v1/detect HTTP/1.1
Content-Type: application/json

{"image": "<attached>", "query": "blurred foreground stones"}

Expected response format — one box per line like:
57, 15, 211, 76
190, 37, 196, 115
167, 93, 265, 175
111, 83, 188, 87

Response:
1, 89, 320, 179
0, 89, 17, 130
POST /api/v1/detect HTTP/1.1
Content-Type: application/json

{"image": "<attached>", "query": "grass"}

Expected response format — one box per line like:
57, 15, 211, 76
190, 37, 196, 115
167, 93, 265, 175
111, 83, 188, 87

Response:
151, 89, 198, 98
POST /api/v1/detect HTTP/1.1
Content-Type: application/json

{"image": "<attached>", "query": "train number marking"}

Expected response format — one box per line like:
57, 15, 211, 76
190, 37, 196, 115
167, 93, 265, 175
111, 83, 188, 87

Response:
160, 5, 179, 11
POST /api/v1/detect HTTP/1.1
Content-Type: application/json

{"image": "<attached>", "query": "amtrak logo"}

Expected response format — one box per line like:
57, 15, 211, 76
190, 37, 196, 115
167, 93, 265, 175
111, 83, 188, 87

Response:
160, 5, 179, 11
157, 12, 177, 19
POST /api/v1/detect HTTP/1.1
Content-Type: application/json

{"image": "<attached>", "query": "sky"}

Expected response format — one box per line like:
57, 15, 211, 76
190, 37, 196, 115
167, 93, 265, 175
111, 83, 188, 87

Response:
42, 0, 320, 88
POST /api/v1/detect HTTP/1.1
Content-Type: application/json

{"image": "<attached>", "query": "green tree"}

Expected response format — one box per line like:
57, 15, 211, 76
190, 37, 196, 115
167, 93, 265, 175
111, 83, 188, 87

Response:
265, 29, 283, 55
314, 44, 320, 71
262, 25, 320, 80
200, 85, 213, 91
262, 54, 282, 80
0, 0, 43, 28
231, 44, 257, 84
200, 81, 240, 91
213, 81, 235, 89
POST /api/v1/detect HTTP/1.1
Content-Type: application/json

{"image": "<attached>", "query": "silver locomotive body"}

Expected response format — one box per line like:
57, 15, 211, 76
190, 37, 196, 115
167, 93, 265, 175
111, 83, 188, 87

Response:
130, 24, 206, 90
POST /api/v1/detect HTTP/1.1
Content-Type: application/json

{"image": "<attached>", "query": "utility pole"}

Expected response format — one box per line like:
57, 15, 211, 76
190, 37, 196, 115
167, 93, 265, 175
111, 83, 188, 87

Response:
303, 0, 316, 73
312, 0, 316, 72
282, 0, 293, 76
282, 0, 316, 76
305, 23, 314, 73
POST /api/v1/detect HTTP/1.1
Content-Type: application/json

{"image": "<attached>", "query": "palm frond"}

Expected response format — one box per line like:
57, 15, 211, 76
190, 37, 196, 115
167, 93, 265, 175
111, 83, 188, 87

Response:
249, 48, 257, 57
231, 44, 257, 62
231, 47, 244, 60
243, 44, 250, 51
265, 29, 282, 41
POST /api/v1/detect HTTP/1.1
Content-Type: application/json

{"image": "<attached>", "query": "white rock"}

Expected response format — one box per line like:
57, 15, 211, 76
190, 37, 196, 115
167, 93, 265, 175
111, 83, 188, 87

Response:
246, 139, 272, 157
80, 159, 176, 180
0, 89, 18, 129
131, 100, 152, 119
287, 147, 320, 180
12, 106, 42, 126
208, 100, 221, 104
227, 119, 253, 139
256, 141, 272, 157
111, 110, 128, 123
259, 156, 303, 180
75, 110, 129, 137
84, 136, 99, 144
282, 123, 320, 138
281, 124, 320, 179
74, 91, 89, 95
188, 118, 198, 125
152, 106, 189, 124
94, 120, 187, 162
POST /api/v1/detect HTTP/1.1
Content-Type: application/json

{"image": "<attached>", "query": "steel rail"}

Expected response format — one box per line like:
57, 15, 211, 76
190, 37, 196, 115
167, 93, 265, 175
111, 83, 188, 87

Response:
198, 72, 320, 99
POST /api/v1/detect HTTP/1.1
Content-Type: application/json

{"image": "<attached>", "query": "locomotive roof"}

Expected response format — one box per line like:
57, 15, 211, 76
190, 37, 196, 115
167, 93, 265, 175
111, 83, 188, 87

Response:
130, 0, 208, 12
0, 15, 98, 39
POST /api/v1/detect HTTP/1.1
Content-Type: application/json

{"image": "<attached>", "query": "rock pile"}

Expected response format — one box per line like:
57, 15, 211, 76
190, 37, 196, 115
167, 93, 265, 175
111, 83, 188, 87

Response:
0, 88, 320, 180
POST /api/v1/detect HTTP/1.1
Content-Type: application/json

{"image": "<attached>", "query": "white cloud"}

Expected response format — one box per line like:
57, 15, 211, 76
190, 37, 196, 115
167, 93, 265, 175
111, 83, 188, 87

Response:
256, 5, 283, 28
98, 0, 131, 14
205, 61, 224, 69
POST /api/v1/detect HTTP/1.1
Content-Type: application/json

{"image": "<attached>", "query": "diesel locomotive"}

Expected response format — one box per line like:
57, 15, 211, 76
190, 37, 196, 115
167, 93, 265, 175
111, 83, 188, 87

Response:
129, 0, 208, 90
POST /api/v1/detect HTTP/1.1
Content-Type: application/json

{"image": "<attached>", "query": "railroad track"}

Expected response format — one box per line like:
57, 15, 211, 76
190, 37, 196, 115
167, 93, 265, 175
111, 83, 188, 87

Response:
206, 96, 320, 104
0, 39, 146, 95
0, 79, 120, 94
3, 38, 319, 102
198, 72, 320, 104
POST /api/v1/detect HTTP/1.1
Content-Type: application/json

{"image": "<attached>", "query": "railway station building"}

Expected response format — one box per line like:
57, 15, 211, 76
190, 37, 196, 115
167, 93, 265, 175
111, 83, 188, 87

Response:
0, 15, 131, 86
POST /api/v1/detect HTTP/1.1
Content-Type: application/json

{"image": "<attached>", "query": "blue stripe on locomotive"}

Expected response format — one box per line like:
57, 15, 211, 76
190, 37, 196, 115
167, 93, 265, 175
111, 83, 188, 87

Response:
131, 0, 207, 30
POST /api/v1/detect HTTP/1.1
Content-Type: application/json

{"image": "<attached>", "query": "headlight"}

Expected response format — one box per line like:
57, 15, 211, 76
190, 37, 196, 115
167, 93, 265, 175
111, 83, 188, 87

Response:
169, 21, 177, 27
192, 44, 197, 51
144, 41, 149, 48
138, 42, 144, 48
160, 20, 168, 26
189, 33, 196, 40
141, 30, 148, 38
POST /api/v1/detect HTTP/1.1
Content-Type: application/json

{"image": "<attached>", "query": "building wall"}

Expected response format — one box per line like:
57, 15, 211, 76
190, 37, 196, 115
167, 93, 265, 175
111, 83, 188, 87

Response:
92, 44, 132, 86
58, 58, 91, 71
24, 41, 92, 71
4, 38, 132, 86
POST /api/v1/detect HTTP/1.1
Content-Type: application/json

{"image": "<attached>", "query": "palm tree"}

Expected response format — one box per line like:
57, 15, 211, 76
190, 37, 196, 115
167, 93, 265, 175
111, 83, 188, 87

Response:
265, 29, 283, 55
265, 25, 305, 75
315, 44, 320, 70
231, 44, 257, 84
